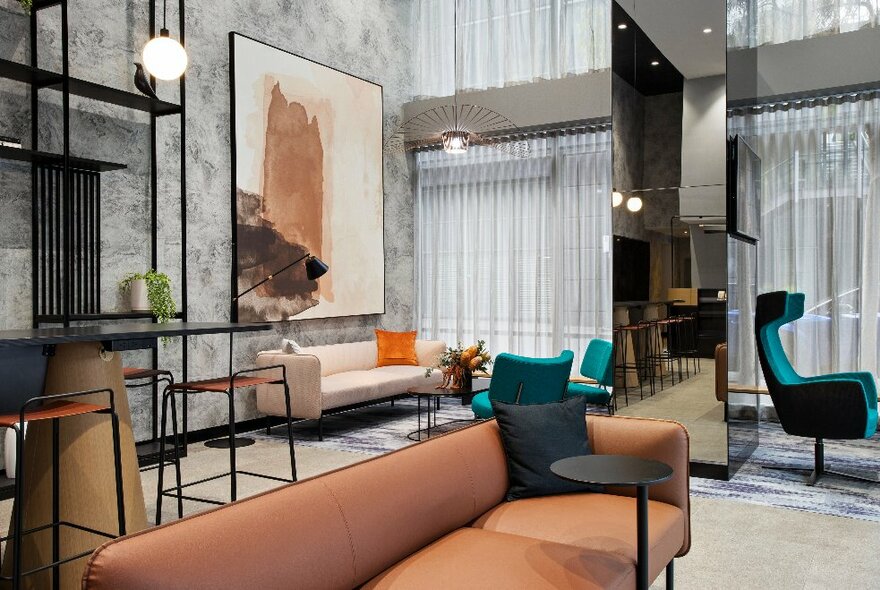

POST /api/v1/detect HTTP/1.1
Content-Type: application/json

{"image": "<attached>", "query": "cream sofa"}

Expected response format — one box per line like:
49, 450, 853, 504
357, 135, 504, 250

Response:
255, 339, 446, 438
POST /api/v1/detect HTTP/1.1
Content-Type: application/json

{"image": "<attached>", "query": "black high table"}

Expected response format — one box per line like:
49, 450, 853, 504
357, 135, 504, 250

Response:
0, 322, 270, 589
551, 455, 674, 590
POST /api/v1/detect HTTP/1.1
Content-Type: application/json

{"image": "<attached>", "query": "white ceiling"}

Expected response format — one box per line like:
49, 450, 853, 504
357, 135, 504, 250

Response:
619, 0, 727, 79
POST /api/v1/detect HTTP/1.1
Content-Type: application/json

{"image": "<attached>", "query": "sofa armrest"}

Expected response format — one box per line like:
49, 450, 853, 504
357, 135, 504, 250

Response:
586, 415, 691, 556
255, 352, 323, 420
415, 340, 446, 367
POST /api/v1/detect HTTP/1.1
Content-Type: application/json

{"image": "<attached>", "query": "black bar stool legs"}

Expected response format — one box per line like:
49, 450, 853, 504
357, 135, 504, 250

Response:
155, 365, 297, 525
156, 388, 184, 524
1, 389, 126, 590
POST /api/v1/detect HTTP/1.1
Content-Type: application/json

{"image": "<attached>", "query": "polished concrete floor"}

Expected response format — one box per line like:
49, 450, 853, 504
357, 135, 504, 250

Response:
616, 358, 728, 464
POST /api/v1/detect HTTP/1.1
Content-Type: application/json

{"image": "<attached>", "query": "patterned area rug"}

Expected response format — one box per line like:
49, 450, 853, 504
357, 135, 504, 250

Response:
255, 398, 880, 522
259, 396, 480, 456
691, 422, 880, 522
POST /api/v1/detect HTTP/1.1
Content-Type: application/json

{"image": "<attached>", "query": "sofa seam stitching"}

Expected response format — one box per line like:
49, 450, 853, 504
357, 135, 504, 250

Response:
454, 443, 478, 517
321, 481, 358, 586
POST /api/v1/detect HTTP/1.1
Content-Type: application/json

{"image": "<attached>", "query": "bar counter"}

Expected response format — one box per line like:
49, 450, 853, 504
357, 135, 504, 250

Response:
0, 322, 270, 589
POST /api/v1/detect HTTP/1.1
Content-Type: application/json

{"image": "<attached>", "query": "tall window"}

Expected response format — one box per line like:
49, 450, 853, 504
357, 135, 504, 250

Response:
729, 94, 880, 378
727, 0, 880, 49
412, 0, 611, 98
414, 130, 612, 365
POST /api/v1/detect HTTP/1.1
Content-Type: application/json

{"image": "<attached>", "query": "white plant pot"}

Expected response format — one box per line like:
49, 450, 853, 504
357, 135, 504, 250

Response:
130, 279, 150, 311
5, 422, 27, 478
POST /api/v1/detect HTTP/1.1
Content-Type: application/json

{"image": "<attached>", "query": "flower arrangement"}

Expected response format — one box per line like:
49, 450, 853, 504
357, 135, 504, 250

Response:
426, 340, 492, 390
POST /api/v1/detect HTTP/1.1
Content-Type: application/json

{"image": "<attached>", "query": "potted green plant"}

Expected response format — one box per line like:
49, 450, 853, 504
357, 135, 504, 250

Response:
119, 270, 176, 323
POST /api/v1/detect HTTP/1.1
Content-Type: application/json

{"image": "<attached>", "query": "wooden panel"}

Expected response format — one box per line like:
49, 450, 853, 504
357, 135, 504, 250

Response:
0, 342, 147, 589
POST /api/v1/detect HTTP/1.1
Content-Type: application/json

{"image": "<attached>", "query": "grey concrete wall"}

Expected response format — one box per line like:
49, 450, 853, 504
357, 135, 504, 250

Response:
0, 0, 415, 443
680, 74, 726, 218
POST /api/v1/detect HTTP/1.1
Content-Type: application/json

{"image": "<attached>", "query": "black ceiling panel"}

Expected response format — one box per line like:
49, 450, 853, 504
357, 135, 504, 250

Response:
612, 1, 684, 96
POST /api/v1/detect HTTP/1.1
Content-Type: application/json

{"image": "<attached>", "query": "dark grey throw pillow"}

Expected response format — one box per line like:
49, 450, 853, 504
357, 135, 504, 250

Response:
492, 395, 600, 501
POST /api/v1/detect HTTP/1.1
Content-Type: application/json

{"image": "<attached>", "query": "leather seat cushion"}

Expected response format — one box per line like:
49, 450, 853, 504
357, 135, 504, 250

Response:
472, 493, 685, 583
567, 382, 612, 405
362, 528, 635, 590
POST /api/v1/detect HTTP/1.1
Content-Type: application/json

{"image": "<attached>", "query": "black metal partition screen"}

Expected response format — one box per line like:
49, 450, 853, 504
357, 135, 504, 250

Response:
34, 164, 101, 320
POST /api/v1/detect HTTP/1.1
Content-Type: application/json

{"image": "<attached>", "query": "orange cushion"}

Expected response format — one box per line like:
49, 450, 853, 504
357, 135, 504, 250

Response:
375, 330, 418, 367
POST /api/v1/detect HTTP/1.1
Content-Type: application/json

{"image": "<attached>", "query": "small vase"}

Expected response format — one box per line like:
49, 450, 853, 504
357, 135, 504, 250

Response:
460, 369, 473, 391
130, 279, 150, 311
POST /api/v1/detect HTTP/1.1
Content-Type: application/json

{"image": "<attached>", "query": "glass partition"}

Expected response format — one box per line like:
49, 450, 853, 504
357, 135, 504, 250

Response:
611, 0, 730, 472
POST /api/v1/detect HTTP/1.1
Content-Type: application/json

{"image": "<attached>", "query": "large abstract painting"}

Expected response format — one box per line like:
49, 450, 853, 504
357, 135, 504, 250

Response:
230, 33, 385, 322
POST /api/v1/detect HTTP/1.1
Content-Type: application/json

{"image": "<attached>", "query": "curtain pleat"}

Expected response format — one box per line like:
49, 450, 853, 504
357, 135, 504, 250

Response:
729, 96, 880, 380
727, 0, 880, 49
412, 0, 611, 99
414, 131, 613, 370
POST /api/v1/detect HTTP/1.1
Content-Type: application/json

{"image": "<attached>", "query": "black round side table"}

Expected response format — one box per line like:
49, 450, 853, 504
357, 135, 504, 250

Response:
550, 455, 673, 590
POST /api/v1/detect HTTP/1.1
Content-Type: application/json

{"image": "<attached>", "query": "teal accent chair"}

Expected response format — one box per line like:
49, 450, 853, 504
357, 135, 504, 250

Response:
756, 291, 879, 485
567, 339, 615, 414
471, 351, 575, 419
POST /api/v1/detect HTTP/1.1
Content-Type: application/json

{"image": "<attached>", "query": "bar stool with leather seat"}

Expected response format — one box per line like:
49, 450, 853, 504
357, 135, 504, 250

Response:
613, 323, 650, 403
123, 366, 174, 472
655, 317, 684, 385
0, 388, 126, 590
155, 365, 296, 524
676, 313, 701, 377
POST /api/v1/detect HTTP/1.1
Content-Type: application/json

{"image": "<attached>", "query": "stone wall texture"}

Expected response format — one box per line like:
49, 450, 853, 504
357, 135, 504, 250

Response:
0, 0, 414, 444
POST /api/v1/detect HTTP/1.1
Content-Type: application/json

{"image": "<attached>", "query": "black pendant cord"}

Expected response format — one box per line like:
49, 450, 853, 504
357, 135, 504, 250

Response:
453, 0, 458, 130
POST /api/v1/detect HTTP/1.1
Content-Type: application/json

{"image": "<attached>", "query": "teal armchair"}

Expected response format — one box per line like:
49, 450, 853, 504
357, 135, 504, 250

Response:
567, 339, 615, 414
471, 351, 574, 419
756, 291, 879, 485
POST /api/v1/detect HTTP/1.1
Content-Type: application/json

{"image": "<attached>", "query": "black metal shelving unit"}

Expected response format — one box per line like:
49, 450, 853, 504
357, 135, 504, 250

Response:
0, 0, 189, 472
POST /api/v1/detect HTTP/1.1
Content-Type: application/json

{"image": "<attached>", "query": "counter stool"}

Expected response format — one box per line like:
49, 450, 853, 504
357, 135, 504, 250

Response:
123, 367, 175, 472
656, 317, 684, 385
675, 314, 701, 377
155, 365, 296, 525
0, 388, 126, 590
636, 320, 660, 397
613, 324, 650, 403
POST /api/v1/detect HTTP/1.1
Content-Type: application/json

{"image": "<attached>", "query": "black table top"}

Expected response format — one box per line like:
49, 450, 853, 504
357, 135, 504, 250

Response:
550, 455, 673, 487
0, 322, 272, 348
408, 381, 490, 397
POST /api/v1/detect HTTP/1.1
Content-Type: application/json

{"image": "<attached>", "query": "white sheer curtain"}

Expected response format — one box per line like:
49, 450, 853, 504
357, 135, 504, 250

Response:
728, 0, 880, 48
414, 130, 613, 367
412, 0, 611, 98
729, 94, 880, 379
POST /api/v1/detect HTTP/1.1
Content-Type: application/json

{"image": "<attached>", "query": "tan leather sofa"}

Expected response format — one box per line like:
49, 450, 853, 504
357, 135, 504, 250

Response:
83, 415, 689, 590
255, 339, 446, 434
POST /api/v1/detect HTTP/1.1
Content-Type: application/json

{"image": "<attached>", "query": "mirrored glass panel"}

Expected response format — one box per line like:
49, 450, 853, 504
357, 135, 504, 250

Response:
611, 0, 728, 468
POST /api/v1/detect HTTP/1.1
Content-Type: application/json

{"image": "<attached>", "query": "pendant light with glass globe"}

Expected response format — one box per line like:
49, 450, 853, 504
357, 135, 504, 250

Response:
143, 0, 188, 81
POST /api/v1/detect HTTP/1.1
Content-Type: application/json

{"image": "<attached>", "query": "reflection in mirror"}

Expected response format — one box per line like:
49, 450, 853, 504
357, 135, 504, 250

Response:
611, 0, 729, 468
726, 0, 880, 478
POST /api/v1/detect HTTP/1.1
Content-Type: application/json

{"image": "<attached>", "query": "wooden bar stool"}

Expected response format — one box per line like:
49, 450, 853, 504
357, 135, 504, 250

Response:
0, 388, 126, 590
155, 365, 296, 524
